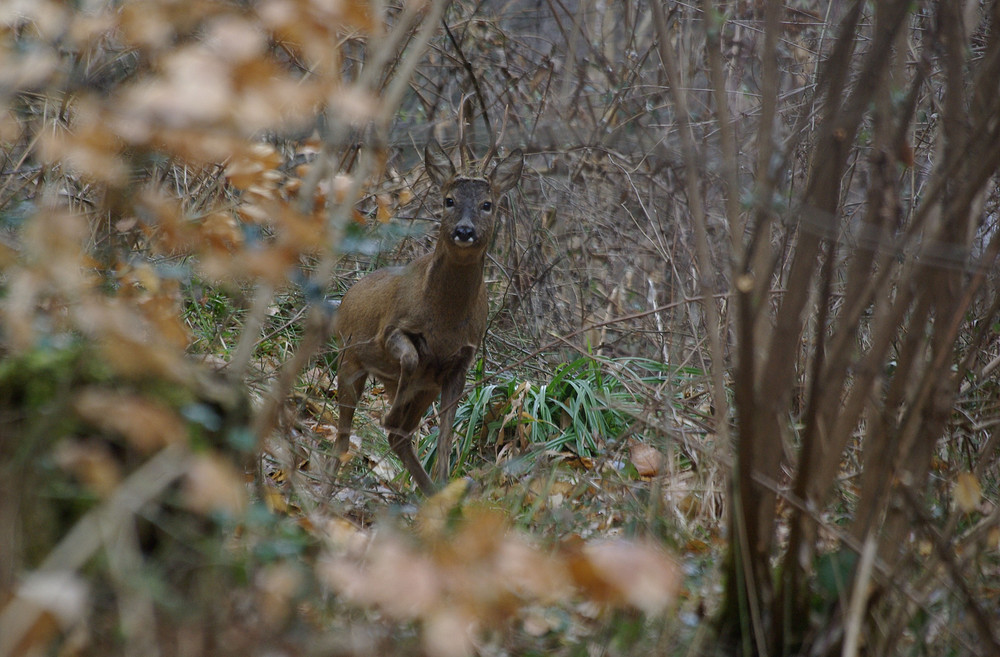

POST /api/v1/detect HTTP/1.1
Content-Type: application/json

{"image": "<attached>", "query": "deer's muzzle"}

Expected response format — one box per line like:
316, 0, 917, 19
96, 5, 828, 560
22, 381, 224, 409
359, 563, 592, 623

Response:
451, 225, 478, 245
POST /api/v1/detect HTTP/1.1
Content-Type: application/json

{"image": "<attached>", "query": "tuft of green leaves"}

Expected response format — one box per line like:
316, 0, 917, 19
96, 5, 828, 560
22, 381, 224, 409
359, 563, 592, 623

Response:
418, 357, 696, 476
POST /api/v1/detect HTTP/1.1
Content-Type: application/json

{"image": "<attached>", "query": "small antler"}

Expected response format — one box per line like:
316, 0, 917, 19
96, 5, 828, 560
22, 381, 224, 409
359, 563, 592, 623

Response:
480, 105, 510, 173
456, 93, 475, 171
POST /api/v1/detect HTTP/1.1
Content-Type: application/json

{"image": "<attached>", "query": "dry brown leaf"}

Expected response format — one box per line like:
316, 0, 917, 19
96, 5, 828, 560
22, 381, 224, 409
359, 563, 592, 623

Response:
493, 536, 571, 603
683, 538, 710, 554
415, 477, 474, 538
0, 48, 60, 94
73, 388, 187, 452
315, 516, 369, 553
262, 485, 288, 513
320, 504, 680, 656
629, 442, 663, 477
203, 15, 267, 63
954, 472, 982, 513
375, 194, 392, 223
183, 451, 248, 516
566, 537, 681, 614
53, 440, 122, 497
3, 571, 89, 657
225, 142, 282, 190
255, 562, 304, 629
320, 538, 441, 618
121, 45, 233, 127
199, 211, 244, 251
137, 293, 190, 350
423, 608, 475, 657
37, 113, 128, 185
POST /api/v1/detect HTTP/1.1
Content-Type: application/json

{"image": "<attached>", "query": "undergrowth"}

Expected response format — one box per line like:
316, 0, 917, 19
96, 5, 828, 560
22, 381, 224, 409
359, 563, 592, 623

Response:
3, 1, 999, 656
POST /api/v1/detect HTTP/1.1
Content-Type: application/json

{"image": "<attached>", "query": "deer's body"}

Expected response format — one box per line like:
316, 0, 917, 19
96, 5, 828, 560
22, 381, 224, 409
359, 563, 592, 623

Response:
333, 140, 523, 495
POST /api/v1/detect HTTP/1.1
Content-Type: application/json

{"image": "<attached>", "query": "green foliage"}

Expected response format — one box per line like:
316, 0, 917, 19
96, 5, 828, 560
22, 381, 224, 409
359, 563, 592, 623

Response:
812, 549, 859, 611
0, 339, 104, 445
183, 282, 245, 355
428, 357, 694, 476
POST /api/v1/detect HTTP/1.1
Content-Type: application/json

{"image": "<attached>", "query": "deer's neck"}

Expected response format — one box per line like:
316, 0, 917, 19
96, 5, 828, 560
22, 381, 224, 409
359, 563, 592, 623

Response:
423, 245, 485, 313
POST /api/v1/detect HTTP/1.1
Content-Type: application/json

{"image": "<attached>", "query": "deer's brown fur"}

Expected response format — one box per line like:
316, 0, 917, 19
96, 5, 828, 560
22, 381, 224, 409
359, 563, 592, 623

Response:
332, 139, 523, 494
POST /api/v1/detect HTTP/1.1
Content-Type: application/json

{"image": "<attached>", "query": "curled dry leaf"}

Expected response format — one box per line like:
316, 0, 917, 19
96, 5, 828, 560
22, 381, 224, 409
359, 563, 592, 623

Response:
629, 441, 663, 477
73, 388, 187, 452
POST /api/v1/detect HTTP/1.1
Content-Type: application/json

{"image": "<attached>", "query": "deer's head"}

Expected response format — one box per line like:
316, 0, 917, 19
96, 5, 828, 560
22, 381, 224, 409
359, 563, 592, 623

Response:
424, 139, 523, 261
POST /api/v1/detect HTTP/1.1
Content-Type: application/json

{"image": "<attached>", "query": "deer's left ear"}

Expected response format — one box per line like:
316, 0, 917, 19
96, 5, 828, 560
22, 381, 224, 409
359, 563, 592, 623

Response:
490, 150, 524, 195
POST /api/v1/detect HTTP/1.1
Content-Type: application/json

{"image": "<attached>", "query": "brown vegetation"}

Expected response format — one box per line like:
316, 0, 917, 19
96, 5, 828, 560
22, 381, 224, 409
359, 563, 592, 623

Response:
1, 1, 999, 656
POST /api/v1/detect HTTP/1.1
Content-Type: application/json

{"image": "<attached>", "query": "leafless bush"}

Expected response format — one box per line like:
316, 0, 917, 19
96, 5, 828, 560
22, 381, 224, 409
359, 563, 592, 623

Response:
2, 1, 999, 656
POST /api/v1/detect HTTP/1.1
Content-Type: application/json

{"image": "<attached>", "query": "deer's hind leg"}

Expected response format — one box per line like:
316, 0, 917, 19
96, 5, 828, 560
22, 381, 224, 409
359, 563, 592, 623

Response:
433, 347, 476, 483
333, 355, 367, 477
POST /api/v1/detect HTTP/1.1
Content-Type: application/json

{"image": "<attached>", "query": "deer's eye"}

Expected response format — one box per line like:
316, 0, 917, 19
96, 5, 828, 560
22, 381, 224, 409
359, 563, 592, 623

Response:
445, 197, 455, 207
481, 201, 492, 212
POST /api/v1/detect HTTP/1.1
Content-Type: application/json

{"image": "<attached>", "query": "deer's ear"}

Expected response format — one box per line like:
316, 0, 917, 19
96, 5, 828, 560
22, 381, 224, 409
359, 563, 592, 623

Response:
490, 149, 524, 195
424, 140, 455, 187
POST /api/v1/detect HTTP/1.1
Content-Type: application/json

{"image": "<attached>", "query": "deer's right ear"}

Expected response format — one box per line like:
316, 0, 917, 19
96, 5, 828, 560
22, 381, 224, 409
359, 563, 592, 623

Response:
424, 140, 455, 187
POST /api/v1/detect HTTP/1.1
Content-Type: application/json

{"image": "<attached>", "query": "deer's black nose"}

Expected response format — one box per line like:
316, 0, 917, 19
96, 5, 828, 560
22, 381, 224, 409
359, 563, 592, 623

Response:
452, 225, 477, 243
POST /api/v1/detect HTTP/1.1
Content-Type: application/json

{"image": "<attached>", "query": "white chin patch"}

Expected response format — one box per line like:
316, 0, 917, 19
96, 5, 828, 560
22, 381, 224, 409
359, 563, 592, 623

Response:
452, 236, 478, 246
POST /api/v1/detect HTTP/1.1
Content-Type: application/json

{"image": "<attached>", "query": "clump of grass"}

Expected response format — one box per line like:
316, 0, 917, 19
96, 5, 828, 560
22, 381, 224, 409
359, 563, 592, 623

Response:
424, 356, 697, 476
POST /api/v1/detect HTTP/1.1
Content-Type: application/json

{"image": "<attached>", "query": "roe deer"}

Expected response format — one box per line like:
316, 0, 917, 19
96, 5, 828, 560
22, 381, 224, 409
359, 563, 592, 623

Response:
332, 139, 523, 495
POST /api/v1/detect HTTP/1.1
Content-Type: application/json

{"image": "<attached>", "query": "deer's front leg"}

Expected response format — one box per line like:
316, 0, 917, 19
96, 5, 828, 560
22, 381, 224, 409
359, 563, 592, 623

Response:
380, 329, 438, 494
433, 346, 476, 483
383, 328, 420, 431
